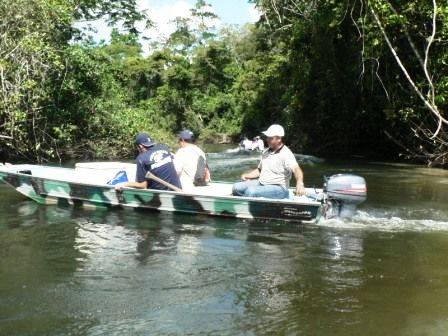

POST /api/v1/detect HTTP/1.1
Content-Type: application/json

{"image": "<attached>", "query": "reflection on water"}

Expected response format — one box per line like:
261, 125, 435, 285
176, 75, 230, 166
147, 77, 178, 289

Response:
1, 153, 448, 335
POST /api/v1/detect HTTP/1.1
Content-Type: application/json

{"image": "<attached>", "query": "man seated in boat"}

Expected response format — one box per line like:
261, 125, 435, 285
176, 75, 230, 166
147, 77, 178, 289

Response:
174, 129, 210, 191
232, 124, 305, 199
115, 132, 182, 191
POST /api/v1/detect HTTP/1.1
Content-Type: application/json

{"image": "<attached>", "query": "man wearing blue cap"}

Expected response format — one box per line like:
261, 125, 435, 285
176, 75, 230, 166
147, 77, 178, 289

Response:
115, 132, 181, 191
174, 129, 209, 191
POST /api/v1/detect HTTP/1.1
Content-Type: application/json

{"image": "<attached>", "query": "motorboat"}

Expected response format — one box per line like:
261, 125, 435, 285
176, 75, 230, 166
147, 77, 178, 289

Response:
0, 162, 367, 223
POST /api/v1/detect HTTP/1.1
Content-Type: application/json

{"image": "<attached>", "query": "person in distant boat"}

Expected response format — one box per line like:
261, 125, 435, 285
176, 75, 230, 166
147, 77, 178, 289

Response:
232, 124, 305, 199
251, 136, 264, 152
115, 132, 181, 191
174, 129, 210, 191
239, 136, 253, 151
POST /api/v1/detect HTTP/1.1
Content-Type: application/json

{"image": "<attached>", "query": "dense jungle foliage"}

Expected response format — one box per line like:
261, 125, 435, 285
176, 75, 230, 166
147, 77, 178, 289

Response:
0, 0, 447, 166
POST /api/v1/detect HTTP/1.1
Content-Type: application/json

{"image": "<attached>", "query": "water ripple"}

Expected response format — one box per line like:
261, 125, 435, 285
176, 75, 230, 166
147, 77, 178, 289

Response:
319, 210, 448, 232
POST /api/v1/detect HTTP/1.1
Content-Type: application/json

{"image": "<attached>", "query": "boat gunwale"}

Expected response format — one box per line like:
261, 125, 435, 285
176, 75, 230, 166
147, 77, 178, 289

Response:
0, 166, 324, 223
0, 166, 323, 207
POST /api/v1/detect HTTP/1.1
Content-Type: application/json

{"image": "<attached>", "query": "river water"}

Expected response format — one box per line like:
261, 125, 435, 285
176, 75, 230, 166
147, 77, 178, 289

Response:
1, 148, 448, 335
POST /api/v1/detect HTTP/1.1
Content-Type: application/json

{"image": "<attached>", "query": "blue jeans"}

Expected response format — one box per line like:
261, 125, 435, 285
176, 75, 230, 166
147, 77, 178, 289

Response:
232, 180, 289, 199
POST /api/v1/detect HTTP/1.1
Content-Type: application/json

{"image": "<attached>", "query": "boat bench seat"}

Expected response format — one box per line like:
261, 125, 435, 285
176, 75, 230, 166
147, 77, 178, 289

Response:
188, 183, 233, 197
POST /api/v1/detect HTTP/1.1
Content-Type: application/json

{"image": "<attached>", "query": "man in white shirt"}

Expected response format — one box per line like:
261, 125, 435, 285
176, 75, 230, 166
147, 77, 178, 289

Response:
232, 124, 305, 199
174, 129, 208, 191
239, 137, 253, 150
251, 136, 264, 151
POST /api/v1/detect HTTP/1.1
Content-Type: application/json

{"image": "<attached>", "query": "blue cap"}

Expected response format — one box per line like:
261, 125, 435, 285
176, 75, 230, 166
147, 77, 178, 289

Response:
135, 132, 154, 147
179, 129, 194, 140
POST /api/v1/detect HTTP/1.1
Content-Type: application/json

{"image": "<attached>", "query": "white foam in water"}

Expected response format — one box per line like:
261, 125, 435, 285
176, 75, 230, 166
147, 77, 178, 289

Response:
319, 209, 448, 232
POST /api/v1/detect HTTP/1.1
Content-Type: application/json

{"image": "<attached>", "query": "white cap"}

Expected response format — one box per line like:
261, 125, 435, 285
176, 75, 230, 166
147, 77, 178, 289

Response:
262, 124, 285, 137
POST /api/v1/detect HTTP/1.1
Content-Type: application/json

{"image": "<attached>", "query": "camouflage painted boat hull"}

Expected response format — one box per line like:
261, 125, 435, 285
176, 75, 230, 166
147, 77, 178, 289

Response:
0, 163, 323, 223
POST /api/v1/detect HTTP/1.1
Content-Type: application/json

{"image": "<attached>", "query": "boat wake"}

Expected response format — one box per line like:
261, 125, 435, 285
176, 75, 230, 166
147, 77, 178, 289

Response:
319, 209, 448, 232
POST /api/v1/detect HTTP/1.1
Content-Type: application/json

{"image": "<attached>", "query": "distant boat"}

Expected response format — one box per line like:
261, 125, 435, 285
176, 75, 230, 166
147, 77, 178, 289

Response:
224, 146, 263, 154
225, 147, 324, 164
0, 162, 367, 223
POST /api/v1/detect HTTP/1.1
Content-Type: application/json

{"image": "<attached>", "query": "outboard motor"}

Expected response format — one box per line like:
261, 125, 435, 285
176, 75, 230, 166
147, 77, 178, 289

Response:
324, 174, 367, 219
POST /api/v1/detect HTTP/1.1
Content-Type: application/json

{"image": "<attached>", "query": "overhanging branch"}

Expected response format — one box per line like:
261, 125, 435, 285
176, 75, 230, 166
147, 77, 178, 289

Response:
369, 2, 447, 138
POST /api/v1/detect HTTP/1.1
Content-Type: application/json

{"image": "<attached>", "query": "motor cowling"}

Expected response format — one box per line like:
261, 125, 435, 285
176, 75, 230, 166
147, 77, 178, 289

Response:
324, 174, 367, 218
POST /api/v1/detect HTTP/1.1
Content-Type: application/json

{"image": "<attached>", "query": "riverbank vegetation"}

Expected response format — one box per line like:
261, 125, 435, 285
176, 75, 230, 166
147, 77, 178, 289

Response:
0, 0, 447, 167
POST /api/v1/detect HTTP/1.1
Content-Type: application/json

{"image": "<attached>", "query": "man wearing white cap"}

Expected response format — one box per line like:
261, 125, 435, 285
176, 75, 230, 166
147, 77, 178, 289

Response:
232, 124, 305, 199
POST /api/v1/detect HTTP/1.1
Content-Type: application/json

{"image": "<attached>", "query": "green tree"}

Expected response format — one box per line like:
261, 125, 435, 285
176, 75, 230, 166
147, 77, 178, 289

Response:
0, 0, 73, 162
250, 0, 448, 164
359, 0, 448, 166
0, 0, 149, 162
190, 0, 218, 45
